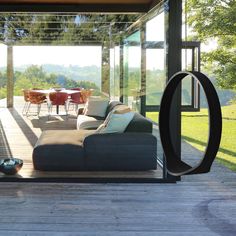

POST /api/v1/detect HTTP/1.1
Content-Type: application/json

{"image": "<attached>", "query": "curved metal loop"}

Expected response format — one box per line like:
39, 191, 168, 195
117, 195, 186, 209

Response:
159, 71, 222, 176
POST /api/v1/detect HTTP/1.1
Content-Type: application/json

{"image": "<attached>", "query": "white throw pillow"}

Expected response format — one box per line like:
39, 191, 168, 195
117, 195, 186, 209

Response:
84, 98, 109, 118
96, 111, 135, 133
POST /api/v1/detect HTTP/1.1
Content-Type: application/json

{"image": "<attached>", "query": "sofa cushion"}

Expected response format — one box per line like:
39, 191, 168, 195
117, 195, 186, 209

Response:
77, 115, 104, 130
105, 101, 123, 117
96, 111, 134, 134
84, 98, 109, 118
125, 112, 153, 133
32, 130, 94, 171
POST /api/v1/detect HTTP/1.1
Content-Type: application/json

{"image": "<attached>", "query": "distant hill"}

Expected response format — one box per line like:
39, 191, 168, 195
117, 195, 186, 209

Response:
4, 64, 102, 87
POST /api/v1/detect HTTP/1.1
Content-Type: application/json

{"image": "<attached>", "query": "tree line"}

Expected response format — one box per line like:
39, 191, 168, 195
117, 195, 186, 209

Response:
0, 65, 100, 99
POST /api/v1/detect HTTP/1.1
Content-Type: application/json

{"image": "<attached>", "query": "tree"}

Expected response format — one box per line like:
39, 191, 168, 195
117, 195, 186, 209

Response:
186, 0, 236, 89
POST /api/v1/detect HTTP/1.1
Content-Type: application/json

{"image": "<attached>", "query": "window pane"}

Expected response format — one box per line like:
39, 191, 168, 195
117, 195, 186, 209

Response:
181, 49, 192, 106
146, 49, 166, 106
146, 12, 165, 42
123, 31, 141, 112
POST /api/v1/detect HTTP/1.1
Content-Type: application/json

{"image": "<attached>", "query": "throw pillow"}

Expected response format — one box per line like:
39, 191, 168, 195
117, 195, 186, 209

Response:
96, 111, 135, 133
113, 105, 131, 114
83, 98, 109, 118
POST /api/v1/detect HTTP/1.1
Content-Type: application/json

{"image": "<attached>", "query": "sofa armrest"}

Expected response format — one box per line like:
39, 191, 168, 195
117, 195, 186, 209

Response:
83, 133, 157, 170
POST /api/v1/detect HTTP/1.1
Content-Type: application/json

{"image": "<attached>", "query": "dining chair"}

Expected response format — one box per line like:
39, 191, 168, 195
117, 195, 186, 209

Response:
26, 90, 47, 116
80, 89, 93, 103
48, 92, 69, 118
68, 92, 85, 113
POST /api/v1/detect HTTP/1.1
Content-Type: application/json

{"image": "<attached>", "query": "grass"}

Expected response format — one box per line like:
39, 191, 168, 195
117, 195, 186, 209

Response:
146, 104, 236, 172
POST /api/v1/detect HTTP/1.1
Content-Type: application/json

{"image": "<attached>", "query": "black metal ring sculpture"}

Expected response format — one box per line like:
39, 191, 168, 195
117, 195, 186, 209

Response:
159, 71, 222, 176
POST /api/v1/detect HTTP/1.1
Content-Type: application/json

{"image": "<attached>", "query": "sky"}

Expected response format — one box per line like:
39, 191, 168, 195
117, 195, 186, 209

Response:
13, 46, 102, 67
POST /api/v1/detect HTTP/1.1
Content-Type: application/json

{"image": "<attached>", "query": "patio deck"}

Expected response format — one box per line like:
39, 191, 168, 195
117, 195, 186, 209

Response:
0, 97, 236, 235
0, 96, 163, 182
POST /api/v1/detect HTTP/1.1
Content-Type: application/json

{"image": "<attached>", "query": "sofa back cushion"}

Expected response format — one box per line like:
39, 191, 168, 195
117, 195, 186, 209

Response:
84, 98, 109, 118
125, 112, 153, 133
105, 101, 123, 117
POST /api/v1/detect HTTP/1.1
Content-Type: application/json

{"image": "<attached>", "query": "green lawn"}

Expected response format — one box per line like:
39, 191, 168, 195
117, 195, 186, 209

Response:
146, 104, 236, 172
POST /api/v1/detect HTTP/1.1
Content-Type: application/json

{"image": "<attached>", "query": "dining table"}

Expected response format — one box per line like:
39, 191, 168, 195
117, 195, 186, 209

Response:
34, 88, 80, 114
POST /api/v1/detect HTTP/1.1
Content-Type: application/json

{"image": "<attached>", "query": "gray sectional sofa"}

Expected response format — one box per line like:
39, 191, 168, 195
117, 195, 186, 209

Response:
32, 101, 157, 171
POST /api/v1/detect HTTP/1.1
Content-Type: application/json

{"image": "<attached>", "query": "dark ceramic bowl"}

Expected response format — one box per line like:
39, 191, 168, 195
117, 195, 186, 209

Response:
0, 158, 23, 175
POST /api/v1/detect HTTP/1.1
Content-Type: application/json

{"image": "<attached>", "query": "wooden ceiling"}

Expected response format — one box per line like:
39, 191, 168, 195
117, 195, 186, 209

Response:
0, 0, 162, 13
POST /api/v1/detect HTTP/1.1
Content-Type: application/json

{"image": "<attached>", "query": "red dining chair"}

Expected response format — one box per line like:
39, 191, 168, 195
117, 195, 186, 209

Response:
48, 92, 69, 118
26, 90, 47, 116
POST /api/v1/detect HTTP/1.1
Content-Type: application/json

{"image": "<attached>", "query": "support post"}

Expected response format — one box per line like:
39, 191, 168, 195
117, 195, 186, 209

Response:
119, 43, 124, 103
7, 45, 14, 108
101, 45, 110, 97
165, 0, 182, 180
140, 24, 146, 116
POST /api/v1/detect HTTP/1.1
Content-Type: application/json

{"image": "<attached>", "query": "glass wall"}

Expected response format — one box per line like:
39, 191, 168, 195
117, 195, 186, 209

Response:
109, 46, 120, 100
13, 46, 102, 96
119, 11, 166, 165
123, 31, 141, 112
0, 43, 7, 107
146, 48, 165, 106
145, 11, 166, 120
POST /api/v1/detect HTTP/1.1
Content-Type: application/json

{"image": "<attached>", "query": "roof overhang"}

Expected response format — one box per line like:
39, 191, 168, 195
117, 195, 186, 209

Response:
0, 0, 162, 13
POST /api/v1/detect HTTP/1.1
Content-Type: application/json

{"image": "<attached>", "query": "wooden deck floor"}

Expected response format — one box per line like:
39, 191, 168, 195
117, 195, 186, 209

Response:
0, 97, 236, 235
0, 97, 163, 181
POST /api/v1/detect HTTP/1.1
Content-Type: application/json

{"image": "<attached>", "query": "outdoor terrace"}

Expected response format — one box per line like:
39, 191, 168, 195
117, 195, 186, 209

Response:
0, 97, 236, 235
0, 96, 235, 234
0, 96, 164, 181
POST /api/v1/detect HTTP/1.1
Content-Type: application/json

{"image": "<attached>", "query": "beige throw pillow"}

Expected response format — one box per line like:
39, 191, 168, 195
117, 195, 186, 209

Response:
83, 98, 109, 118
113, 105, 131, 114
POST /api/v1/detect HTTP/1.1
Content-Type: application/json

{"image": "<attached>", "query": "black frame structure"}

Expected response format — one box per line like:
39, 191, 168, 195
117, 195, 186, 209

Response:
181, 41, 201, 111
159, 71, 222, 176
0, 0, 222, 183
0, 0, 182, 183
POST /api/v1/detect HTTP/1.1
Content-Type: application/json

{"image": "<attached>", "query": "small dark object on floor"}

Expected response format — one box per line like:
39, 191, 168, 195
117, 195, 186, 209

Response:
0, 158, 23, 175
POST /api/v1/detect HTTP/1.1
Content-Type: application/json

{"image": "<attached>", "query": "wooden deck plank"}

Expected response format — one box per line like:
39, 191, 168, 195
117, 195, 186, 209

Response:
0, 97, 236, 235
0, 180, 235, 235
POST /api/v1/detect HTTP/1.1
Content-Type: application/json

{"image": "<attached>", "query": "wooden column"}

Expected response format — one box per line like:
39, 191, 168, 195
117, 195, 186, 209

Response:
7, 45, 14, 108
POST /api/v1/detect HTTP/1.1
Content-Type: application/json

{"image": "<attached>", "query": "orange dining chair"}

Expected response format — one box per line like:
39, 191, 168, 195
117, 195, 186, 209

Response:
26, 90, 47, 116
48, 92, 69, 118
22, 89, 30, 115
80, 89, 93, 103
68, 92, 85, 113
